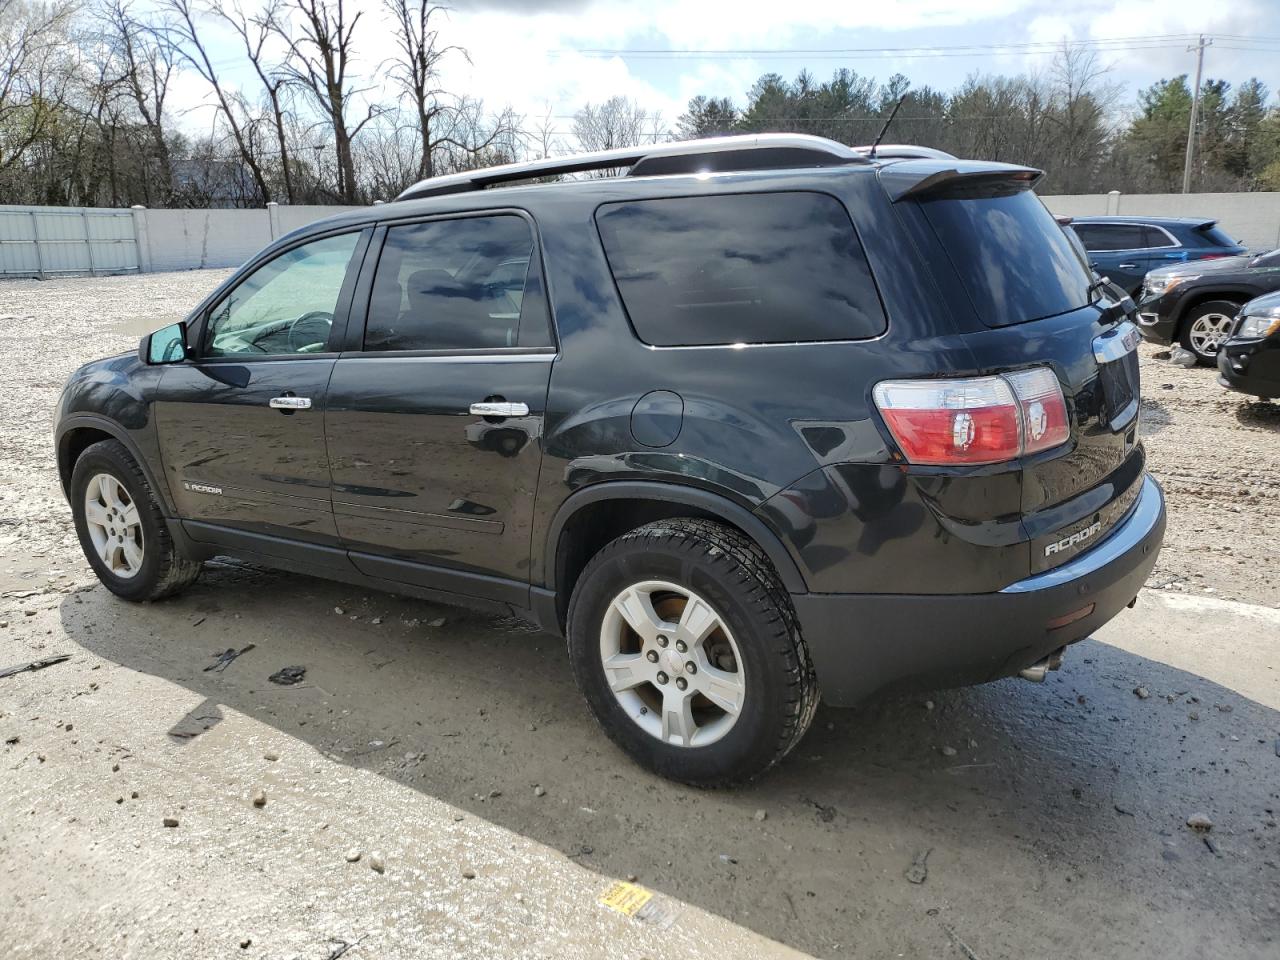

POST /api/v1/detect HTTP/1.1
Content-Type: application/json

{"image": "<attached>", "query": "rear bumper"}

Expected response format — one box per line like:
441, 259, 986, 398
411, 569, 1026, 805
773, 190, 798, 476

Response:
793, 475, 1166, 707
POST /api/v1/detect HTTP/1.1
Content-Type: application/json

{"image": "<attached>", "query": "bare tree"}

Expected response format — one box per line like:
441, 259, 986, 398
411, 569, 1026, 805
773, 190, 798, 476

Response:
381, 0, 514, 181
572, 96, 666, 154
161, 0, 272, 203
272, 0, 378, 202
0, 0, 77, 173
96, 0, 179, 204
1045, 42, 1121, 193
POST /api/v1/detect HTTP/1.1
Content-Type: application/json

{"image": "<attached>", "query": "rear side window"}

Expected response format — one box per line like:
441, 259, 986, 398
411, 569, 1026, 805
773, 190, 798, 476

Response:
1072, 222, 1146, 251
595, 192, 886, 346
365, 214, 550, 352
1142, 225, 1177, 249
920, 190, 1093, 327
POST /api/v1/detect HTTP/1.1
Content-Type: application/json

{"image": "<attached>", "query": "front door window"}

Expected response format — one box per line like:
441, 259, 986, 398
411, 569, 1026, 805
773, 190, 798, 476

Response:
204, 232, 361, 357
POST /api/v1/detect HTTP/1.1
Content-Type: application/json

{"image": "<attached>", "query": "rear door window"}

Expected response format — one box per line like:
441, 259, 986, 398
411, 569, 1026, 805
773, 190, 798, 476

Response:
595, 192, 886, 346
365, 214, 550, 351
919, 190, 1093, 327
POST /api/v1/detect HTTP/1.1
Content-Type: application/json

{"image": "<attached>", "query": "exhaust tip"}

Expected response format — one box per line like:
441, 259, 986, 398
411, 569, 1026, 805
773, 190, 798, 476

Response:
1019, 660, 1049, 682
1021, 647, 1067, 682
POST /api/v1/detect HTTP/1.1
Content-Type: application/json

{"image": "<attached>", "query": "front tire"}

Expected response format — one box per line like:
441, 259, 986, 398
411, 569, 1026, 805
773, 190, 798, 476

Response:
567, 518, 818, 786
70, 439, 201, 601
1180, 300, 1240, 364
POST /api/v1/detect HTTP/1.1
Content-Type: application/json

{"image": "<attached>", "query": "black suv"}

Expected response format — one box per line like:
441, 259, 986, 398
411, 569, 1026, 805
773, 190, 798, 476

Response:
55, 135, 1166, 785
1136, 248, 1280, 363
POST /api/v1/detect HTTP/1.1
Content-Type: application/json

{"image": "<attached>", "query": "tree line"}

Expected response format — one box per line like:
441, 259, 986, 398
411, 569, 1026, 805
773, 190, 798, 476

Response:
3, 0, 1279, 208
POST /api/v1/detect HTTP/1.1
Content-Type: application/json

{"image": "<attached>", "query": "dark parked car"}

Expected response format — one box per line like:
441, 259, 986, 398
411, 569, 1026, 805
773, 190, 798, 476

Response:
55, 134, 1165, 785
1218, 290, 1280, 399
1136, 247, 1280, 363
1065, 216, 1246, 295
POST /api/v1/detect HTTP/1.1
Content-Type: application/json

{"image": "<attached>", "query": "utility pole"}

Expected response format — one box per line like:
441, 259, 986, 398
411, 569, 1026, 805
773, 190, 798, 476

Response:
1182, 34, 1211, 194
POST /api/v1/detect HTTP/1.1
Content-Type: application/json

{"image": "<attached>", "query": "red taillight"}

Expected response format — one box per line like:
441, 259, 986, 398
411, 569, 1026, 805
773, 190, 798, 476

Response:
873, 368, 1069, 466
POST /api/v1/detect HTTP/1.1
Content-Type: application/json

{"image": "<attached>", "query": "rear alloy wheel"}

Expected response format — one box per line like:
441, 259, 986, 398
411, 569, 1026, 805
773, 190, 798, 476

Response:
567, 518, 818, 786
600, 580, 746, 748
1180, 300, 1240, 364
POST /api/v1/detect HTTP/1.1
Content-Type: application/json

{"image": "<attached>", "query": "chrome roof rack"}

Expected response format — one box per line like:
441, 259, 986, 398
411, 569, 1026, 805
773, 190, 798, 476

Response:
394, 134, 869, 201
851, 144, 957, 161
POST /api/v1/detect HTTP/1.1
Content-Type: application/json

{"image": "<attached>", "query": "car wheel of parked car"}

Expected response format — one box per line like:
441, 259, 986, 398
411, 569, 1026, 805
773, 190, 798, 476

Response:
566, 517, 819, 786
1180, 300, 1241, 364
70, 439, 201, 602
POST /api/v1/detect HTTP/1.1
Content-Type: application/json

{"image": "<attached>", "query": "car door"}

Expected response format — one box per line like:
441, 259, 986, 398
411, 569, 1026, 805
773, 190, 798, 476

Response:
154, 228, 370, 555
1074, 222, 1151, 294
324, 211, 554, 605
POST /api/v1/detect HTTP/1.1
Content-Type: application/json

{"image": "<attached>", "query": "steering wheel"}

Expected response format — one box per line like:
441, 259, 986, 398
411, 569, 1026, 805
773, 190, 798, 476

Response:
287, 311, 334, 353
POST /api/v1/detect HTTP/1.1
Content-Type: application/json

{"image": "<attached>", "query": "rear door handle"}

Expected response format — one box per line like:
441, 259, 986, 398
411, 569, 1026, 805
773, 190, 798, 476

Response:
470, 401, 528, 417
1117, 263, 1138, 269
269, 396, 312, 410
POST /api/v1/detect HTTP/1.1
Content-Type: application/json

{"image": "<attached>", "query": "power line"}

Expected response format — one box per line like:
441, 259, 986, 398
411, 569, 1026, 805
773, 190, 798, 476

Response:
554, 34, 1208, 60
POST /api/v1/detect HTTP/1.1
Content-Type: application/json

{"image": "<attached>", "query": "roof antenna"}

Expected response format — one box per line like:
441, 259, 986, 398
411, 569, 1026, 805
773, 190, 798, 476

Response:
868, 92, 909, 159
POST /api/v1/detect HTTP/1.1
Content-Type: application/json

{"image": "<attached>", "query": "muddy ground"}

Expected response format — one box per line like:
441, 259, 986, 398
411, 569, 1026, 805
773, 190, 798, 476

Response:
1, 271, 1278, 959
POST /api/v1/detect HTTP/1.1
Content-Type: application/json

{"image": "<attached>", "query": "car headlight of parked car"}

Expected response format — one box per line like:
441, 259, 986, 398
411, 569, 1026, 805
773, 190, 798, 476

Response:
1144, 274, 1199, 297
1235, 309, 1280, 339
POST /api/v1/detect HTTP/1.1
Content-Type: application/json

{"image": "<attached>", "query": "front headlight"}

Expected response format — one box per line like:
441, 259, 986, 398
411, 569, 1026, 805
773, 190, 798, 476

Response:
1145, 274, 1199, 297
1236, 314, 1280, 338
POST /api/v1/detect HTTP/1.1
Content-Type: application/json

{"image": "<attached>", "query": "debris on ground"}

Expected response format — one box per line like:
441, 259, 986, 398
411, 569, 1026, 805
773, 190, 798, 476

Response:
461, 868, 476, 879
344, 849, 361, 863
1133, 686, 1150, 700
940, 745, 957, 757
534, 785, 546, 797
324, 935, 367, 960
905, 848, 933, 884
1186, 812, 1213, 832
0, 654, 71, 680
268, 666, 306, 686
803, 798, 837, 823
369, 854, 385, 874
251, 789, 266, 808
1169, 346, 1197, 368
203, 644, 255, 673
162, 817, 179, 828
753, 809, 767, 822
427, 618, 446, 628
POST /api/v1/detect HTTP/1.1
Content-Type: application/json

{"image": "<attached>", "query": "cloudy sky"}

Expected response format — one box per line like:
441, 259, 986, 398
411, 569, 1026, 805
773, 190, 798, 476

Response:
174, 0, 1280, 145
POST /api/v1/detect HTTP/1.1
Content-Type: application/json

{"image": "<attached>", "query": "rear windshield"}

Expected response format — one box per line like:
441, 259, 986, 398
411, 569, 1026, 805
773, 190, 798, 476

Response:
1198, 224, 1240, 248
596, 192, 887, 346
919, 190, 1093, 327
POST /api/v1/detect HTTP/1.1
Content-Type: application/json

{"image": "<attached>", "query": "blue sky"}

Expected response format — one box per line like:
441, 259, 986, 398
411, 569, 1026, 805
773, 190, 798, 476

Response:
173, 0, 1280, 146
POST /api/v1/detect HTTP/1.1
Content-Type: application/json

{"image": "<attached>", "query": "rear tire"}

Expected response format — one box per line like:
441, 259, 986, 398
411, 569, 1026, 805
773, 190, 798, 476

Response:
566, 517, 818, 786
1179, 300, 1240, 364
70, 439, 201, 601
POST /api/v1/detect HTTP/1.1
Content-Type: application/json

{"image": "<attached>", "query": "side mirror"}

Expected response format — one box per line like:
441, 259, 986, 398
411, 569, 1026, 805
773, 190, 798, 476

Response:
140, 321, 188, 365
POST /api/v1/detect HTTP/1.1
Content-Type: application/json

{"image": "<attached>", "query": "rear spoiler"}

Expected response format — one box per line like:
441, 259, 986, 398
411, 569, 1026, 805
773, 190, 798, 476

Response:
877, 159, 1044, 202
1192, 219, 1219, 231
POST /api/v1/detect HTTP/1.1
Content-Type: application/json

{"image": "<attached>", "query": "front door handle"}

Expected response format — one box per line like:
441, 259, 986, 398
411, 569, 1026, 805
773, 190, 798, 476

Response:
469, 401, 529, 417
269, 396, 312, 410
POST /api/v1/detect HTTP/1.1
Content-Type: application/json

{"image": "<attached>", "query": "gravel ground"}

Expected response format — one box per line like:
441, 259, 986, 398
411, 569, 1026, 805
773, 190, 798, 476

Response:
1, 271, 1278, 959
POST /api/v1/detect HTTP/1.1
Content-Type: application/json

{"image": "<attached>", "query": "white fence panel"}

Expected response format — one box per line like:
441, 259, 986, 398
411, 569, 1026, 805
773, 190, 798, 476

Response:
4, 191, 1277, 280
0, 206, 139, 278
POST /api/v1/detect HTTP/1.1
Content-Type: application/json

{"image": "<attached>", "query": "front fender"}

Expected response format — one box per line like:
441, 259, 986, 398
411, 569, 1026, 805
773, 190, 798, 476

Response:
55, 356, 173, 513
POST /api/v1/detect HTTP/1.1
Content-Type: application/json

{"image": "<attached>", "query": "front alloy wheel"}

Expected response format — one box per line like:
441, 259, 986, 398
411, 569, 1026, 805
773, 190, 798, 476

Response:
83, 473, 145, 578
